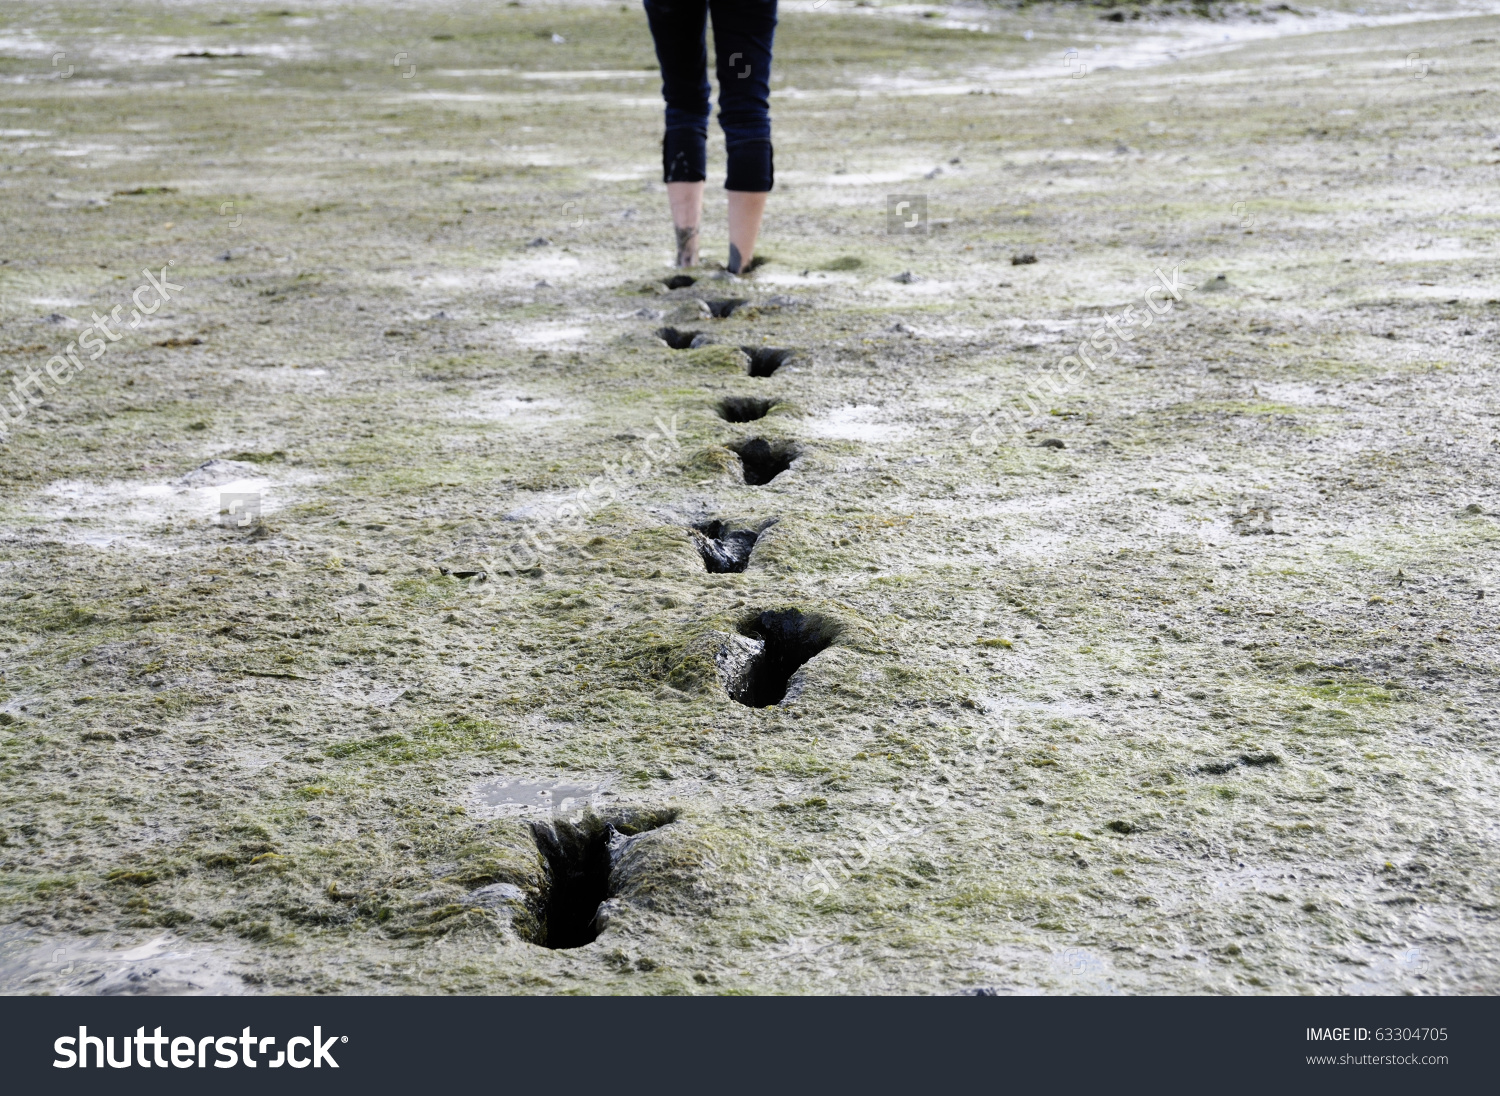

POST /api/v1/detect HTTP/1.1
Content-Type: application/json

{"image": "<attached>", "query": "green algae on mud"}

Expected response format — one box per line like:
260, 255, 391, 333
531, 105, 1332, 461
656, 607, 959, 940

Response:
0, 0, 1498, 994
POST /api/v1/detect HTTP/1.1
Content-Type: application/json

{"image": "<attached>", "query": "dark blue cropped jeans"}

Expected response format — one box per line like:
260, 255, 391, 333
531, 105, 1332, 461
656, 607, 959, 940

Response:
642, 0, 777, 192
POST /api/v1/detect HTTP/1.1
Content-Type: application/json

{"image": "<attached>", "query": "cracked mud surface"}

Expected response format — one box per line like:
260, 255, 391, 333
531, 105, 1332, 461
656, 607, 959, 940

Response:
0, 0, 1498, 994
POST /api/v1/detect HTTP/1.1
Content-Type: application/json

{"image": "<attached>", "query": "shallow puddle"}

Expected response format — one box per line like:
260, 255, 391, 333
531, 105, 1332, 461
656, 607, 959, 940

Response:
475, 778, 600, 815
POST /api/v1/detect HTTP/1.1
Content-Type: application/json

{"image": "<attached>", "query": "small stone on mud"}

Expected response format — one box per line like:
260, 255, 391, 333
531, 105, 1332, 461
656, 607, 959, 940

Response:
526, 237, 551, 248
1011, 253, 1038, 265
891, 271, 920, 284
1038, 438, 1066, 449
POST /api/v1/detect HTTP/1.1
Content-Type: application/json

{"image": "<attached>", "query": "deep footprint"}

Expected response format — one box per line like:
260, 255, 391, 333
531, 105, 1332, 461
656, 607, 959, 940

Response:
692, 518, 774, 573
656, 326, 701, 350
717, 395, 779, 422
742, 347, 794, 377
526, 810, 677, 950
727, 609, 839, 708
662, 274, 696, 289
731, 438, 798, 485
705, 298, 748, 318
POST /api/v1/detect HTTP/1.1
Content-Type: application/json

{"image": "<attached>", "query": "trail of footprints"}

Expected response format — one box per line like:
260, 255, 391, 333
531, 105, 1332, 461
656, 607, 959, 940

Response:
527, 275, 836, 949
649, 272, 830, 706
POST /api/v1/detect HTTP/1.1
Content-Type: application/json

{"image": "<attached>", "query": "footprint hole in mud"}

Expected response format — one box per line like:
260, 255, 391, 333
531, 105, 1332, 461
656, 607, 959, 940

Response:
716, 395, 779, 423
662, 274, 696, 290
692, 518, 775, 573
525, 809, 677, 950
731, 437, 798, 485
705, 297, 748, 318
742, 346, 794, 378
727, 609, 840, 708
655, 326, 701, 350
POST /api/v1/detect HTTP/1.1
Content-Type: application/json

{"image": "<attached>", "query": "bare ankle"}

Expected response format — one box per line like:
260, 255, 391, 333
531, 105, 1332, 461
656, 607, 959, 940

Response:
675, 224, 699, 267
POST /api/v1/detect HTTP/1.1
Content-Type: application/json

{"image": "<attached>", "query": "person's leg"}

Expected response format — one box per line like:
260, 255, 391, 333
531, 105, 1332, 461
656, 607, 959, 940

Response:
667, 181, 705, 266
726, 191, 767, 273
709, 0, 777, 272
643, 0, 711, 266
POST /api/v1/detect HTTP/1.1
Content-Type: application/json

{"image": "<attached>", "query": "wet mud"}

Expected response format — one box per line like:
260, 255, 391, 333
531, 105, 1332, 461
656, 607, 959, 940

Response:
0, 0, 1497, 995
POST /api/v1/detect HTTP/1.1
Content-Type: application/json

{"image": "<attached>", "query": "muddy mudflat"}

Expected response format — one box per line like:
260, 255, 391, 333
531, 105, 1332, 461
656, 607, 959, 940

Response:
0, 0, 1497, 994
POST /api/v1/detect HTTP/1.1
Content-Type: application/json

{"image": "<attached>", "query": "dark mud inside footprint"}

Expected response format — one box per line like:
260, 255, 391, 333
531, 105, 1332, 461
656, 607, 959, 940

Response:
705, 298, 748, 318
692, 518, 775, 573
525, 810, 677, 950
717, 395, 779, 422
656, 326, 702, 350
742, 347, 793, 377
662, 274, 696, 289
727, 609, 839, 708
731, 437, 798, 485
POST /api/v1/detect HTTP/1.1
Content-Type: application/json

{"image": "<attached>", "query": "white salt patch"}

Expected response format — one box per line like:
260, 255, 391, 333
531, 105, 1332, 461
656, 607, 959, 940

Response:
449, 395, 579, 424
511, 323, 588, 348
36, 461, 316, 550
806, 405, 914, 443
